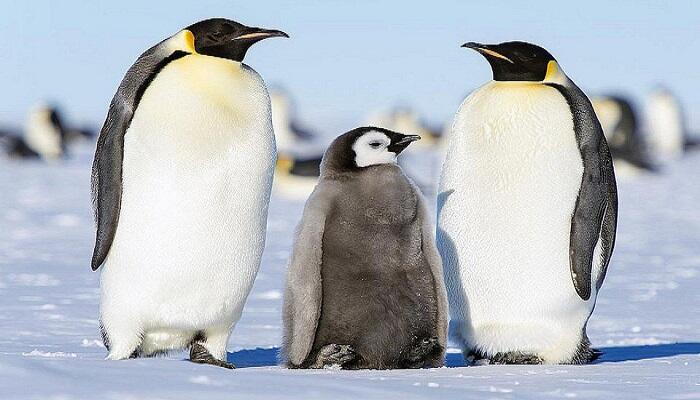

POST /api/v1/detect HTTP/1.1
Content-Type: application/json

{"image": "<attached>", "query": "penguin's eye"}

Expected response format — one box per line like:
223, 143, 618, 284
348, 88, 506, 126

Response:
369, 142, 383, 148
208, 32, 225, 41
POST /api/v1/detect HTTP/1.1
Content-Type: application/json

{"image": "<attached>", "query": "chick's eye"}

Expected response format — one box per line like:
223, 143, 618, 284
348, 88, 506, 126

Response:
369, 142, 382, 148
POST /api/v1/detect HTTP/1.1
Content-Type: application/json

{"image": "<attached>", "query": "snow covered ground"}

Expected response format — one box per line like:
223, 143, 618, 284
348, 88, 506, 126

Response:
1, 144, 698, 399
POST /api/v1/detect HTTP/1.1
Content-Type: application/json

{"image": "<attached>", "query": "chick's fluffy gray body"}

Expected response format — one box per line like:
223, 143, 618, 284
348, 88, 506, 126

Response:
283, 152, 447, 369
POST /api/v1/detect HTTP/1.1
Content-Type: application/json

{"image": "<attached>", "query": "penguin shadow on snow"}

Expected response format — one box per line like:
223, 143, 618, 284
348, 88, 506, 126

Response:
225, 347, 280, 368
219, 343, 700, 368
595, 342, 700, 363
444, 343, 700, 367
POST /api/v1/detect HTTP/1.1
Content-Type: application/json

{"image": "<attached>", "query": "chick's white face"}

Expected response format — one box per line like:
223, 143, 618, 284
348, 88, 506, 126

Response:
352, 130, 396, 167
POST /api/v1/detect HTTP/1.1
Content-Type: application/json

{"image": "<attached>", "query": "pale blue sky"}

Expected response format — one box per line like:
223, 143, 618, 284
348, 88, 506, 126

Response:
1, 0, 698, 134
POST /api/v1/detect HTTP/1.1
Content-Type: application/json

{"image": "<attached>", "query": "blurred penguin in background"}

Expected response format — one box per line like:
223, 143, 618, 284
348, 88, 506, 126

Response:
270, 87, 325, 198
24, 104, 68, 160
0, 104, 67, 160
64, 125, 97, 145
0, 127, 40, 159
592, 95, 657, 176
366, 107, 443, 150
271, 87, 319, 153
645, 87, 696, 162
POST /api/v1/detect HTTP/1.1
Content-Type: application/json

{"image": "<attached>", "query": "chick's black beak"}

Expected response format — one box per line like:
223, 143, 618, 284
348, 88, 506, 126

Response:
234, 27, 289, 42
389, 135, 421, 154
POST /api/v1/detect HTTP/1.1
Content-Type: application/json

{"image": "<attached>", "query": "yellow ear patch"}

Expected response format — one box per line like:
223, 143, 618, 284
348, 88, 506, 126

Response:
182, 30, 197, 53
168, 30, 197, 54
544, 61, 565, 83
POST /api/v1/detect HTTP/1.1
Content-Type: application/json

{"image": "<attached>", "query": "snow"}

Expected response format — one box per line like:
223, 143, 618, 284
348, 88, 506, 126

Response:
1, 144, 699, 399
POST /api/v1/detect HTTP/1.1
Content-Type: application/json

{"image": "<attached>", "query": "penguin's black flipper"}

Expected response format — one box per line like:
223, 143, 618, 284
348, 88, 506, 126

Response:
90, 38, 189, 271
413, 183, 449, 365
548, 82, 618, 301
281, 183, 339, 367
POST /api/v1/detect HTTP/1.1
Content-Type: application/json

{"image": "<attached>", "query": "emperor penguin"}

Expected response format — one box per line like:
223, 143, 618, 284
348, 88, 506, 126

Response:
0, 105, 68, 160
591, 95, 657, 174
269, 88, 325, 198
282, 127, 448, 369
437, 41, 618, 365
644, 87, 694, 161
24, 105, 67, 160
91, 18, 287, 368
270, 87, 320, 154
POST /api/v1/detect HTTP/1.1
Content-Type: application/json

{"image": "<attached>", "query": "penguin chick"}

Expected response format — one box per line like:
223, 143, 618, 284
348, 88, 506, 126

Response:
282, 126, 448, 370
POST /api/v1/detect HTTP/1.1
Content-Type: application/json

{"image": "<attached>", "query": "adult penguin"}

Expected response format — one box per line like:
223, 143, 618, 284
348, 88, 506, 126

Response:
438, 41, 617, 365
91, 18, 287, 368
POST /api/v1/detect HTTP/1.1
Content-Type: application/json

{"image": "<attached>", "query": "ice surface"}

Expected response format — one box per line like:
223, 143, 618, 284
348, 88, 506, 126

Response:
0, 144, 698, 399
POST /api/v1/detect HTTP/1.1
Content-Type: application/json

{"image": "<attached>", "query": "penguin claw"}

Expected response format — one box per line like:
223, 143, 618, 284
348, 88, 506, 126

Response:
189, 343, 236, 369
465, 349, 543, 365
405, 336, 442, 367
313, 344, 356, 368
489, 351, 543, 365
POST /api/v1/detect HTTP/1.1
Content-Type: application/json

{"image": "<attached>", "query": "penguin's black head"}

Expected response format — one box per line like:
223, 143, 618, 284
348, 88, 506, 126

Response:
186, 18, 288, 62
462, 41, 556, 81
321, 127, 420, 174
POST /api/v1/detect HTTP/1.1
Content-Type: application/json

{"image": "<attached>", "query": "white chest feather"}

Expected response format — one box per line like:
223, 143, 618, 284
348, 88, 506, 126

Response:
438, 81, 588, 361
101, 55, 275, 330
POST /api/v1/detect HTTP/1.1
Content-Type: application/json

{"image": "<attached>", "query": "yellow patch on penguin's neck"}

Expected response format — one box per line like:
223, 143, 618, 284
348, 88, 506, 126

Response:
164, 55, 256, 119
543, 61, 567, 84
168, 29, 198, 54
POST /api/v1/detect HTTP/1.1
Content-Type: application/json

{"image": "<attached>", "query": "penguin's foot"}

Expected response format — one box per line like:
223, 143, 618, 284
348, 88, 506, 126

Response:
311, 344, 356, 369
405, 336, 443, 368
190, 343, 235, 369
570, 335, 602, 364
465, 349, 543, 365
489, 351, 543, 365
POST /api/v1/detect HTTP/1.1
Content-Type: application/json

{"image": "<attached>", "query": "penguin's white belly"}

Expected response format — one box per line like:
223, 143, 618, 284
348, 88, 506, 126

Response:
439, 82, 588, 362
100, 55, 274, 348
646, 96, 684, 161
